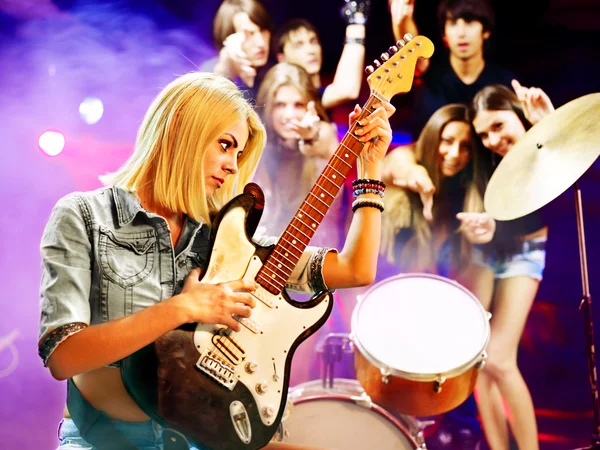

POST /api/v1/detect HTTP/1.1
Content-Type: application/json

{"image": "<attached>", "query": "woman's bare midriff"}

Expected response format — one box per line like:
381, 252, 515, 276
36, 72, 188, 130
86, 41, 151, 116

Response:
66, 367, 151, 422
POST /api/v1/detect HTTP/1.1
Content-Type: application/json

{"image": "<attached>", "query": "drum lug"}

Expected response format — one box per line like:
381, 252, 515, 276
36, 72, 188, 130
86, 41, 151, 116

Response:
380, 367, 392, 384
350, 392, 374, 409
433, 376, 446, 393
475, 351, 488, 370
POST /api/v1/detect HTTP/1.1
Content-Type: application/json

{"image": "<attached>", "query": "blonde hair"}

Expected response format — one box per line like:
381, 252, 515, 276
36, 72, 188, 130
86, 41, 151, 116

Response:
382, 104, 487, 272
100, 72, 266, 223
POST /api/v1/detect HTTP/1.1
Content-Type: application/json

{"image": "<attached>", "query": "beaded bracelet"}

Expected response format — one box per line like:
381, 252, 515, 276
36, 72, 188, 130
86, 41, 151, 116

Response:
352, 197, 385, 213
353, 187, 385, 197
352, 178, 386, 189
352, 178, 386, 198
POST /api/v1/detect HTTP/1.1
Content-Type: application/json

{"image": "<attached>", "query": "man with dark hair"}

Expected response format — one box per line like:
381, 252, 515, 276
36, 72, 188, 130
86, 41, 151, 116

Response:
203, 0, 273, 98
390, 0, 514, 138
274, 5, 368, 110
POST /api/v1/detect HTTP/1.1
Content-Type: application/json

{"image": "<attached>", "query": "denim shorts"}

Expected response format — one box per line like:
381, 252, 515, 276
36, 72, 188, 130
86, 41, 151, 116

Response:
472, 238, 546, 281
57, 418, 202, 450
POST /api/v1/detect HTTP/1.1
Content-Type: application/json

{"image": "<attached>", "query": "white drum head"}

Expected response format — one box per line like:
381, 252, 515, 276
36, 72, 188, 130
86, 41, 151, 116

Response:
352, 274, 489, 378
282, 379, 420, 449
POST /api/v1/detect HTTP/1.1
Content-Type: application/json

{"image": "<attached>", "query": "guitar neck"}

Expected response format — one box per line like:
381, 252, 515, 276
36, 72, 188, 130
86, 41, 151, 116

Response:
256, 94, 385, 295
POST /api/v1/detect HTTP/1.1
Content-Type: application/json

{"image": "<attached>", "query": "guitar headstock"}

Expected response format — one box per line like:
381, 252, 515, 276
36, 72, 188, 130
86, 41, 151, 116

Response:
366, 34, 434, 101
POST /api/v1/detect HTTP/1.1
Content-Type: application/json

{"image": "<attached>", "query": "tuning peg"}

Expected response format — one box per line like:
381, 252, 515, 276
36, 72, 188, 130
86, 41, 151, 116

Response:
403, 33, 413, 42
380, 52, 390, 61
373, 59, 381, 68
396, 39, 406, 48
365, 65, 375, 75
388, 45, 398, 55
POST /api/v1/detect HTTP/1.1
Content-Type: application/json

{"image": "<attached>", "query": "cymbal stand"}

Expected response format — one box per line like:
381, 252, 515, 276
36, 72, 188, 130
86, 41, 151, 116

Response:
573, 181, 600, 450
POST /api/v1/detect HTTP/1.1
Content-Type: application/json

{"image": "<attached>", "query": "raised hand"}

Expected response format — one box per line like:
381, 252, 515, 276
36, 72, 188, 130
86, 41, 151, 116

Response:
289, 101, 321, 145
393, 164, 435, 221
220, 32, 257, 87
341, 0, 371, 25
349, 102, 395, 165
390, 0, 415, 25
178, 268, 258, 331
511, 79, 555, 125
456, 212, 496, 244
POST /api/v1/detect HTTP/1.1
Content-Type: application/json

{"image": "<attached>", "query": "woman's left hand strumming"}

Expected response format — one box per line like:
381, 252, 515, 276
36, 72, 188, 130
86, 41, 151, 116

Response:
350, 102, 395, 165
457, 212, 496, 244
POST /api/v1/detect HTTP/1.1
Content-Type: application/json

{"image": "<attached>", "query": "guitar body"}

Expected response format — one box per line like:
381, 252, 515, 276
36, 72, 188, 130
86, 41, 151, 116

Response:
121, 184, 334, 450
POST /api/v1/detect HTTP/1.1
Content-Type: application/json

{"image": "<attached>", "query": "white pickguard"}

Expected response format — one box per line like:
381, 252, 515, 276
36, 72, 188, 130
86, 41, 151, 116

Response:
193, 202, 330, 427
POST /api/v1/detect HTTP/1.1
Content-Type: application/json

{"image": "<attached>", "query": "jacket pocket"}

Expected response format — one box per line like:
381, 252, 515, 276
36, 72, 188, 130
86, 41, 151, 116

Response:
99, 227, 156, 288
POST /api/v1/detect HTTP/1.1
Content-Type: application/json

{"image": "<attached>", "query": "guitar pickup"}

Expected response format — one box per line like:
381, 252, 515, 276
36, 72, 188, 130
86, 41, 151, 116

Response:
252, 287, 275, 308
233, 315, 263, 334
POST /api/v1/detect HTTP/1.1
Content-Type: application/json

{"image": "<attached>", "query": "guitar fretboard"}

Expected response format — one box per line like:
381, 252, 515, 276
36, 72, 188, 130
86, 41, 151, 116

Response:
256, 94, 385, 295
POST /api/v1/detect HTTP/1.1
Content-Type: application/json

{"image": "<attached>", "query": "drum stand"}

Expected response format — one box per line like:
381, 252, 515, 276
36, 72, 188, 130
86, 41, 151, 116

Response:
317, 333, 354, 388
573, 181, 600, 450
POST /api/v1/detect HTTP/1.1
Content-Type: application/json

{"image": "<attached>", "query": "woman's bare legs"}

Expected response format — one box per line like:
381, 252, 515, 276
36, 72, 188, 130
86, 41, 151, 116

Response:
457, 264, 510, 449
478, 276, 540, 450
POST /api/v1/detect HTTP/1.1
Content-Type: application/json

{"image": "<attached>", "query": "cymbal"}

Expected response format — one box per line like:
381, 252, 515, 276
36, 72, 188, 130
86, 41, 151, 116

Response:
484, 93, 600, 221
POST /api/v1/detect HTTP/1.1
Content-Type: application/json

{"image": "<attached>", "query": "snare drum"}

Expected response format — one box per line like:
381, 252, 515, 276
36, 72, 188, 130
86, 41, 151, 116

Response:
352, 273, 490, 417
278, 378, 424, 449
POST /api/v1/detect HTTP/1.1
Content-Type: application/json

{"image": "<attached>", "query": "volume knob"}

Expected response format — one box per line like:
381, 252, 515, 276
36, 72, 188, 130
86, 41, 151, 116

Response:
256, 382, 268, 394
262, 405, 276, 418
245, 361, 258, 374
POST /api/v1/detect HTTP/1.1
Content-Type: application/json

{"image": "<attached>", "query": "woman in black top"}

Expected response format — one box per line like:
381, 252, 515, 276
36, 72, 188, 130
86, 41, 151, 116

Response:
470, 82, 554, 450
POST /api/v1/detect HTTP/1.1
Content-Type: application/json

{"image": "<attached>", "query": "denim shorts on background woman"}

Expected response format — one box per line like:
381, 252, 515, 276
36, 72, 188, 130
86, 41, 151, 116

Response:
472, 237, 546, 281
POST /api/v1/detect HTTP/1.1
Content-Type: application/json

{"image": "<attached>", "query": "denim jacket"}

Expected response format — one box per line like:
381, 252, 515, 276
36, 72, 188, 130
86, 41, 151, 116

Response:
38, 187, 333, 366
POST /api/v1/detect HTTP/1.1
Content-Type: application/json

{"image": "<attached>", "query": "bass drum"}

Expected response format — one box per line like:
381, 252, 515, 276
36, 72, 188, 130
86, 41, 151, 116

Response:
277, 378, 425, 449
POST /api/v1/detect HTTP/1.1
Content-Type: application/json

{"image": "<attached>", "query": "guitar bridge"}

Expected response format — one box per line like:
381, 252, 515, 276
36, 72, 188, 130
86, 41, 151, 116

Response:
196, 349, 238, 390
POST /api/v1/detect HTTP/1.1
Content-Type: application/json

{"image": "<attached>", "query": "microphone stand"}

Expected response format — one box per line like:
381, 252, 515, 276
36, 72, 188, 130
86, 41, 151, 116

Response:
573, 181, 600, 450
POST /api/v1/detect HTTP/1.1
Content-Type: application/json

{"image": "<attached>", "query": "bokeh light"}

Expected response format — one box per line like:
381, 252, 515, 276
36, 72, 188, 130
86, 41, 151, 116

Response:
79, 97, 104, 125
38, 130, 65, 156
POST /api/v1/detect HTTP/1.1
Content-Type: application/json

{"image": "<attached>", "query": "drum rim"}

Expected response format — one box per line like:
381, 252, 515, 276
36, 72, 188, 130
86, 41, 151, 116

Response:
286, 380, 423, 449
351, 272, 491, 381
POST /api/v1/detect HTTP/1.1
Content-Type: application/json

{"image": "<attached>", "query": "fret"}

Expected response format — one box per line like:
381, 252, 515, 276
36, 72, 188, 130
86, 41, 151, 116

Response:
301, 201, 325, 219
265, 251, 295, 272
260, 264, 287, 284
314, 183, 335, 199
345, 132, 364, 145
332, 153, 352, 168
256, 275, 279, 292
295, 213, 320, 233
321, 173, 341, 189
340, 142, 360, 157
371, 91, 388, 105
288, 222, 313, 241
280, 235, 308, 253
309, 192, 330, 208
326, 164, 345, 179
273, 248, 297, 267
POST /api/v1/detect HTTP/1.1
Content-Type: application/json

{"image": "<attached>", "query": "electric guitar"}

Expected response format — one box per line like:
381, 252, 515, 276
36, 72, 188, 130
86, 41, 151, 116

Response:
121, 35, 434, 450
